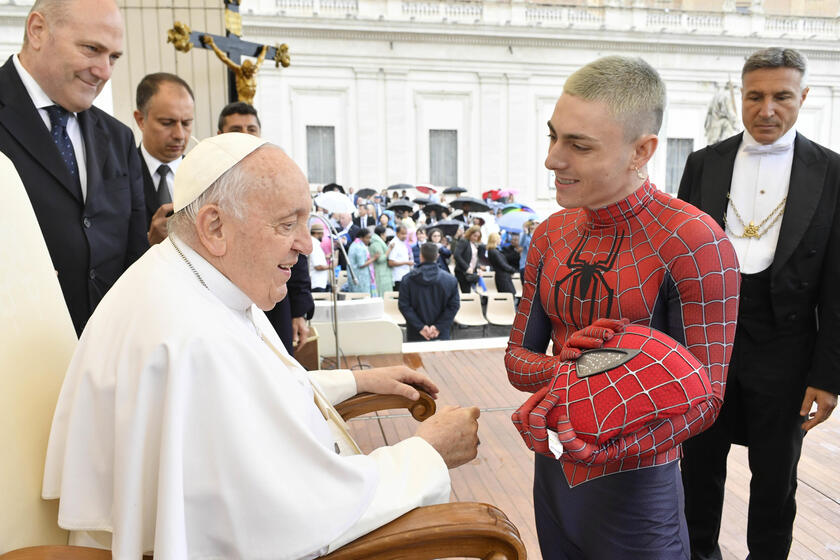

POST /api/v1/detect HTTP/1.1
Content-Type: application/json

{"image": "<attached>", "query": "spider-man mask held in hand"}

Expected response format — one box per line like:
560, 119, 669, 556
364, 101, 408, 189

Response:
514, 325, 712, 454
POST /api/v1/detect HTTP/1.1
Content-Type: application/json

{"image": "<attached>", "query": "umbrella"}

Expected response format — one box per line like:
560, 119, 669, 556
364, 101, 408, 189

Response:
450, 196, 491, 213
497, 211, 539, 233
429, 219, 463, 238
322, 182, 345, 194
387, 183, 413, 191
497, 188, 519, 198
415, 184, 437, 194
443, 186, 467, 195
387, 200, 413, 212
481, 188, 502, 201
413, 197, 431, 206
424, 203, 450, 216
502, 203, 535, 214
314, 191, 356, 215
356, 187, 377, 198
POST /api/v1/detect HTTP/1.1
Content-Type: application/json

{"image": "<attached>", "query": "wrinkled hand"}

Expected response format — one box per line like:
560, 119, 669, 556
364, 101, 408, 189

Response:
559, 317, 630, 361
147, 203, 173, 246
416, 405, 480, 469
291, 316, 309, 347
800, 386, 838, 431
511, 372, 567, 457
353, 365, 439, 401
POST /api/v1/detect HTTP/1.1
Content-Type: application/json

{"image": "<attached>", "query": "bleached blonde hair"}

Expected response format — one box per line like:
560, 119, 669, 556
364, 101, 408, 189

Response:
563, 56, 666, 141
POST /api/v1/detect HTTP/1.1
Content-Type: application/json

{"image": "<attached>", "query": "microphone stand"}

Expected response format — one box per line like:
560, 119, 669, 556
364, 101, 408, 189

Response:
310, 212, 357, 369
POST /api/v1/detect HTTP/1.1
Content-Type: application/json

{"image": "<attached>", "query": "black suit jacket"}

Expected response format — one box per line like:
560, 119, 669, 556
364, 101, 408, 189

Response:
678, 132, 840, 395
0, 57, 148, 335
139, 147, 158, 228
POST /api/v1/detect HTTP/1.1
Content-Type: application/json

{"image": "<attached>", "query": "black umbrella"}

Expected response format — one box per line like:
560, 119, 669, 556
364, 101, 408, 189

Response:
449, 196, 491, 213
322, 182, 345, 194
356, 187, 377, 198
387, 200, 413, 212
413, 197, 431, 206
443, 186, 467, 195
424, 203, 450, 216
387, 183, 413, 191
430, 219, 463, 238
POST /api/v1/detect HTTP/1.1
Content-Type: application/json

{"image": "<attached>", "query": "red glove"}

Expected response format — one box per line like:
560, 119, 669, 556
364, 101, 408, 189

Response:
559, 318, 630, 360
511, 368, 569, 458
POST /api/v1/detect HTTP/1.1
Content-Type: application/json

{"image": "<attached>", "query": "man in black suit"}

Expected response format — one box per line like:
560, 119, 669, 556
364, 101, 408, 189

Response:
133, 73, 194, 245
353, 204, 374, 229
678, 47, 840, 560
0, 0, 148, 336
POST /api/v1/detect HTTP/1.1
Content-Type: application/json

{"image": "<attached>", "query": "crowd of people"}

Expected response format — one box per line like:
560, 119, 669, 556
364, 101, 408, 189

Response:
3, 0, 838, 558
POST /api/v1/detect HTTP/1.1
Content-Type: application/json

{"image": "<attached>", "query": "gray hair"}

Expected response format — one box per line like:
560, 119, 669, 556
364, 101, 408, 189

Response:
742, 47, 807, 86
563, 56, 666, 140
168, 146, 267, 237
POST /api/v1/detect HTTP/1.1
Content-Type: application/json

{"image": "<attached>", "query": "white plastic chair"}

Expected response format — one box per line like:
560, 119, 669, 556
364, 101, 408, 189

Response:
453, 292, 488, 334
485, 292, 516, 326
382, 291, 405, 325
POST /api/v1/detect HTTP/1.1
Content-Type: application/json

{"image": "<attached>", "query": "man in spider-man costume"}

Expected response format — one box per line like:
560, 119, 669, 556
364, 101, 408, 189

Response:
505, 56, 740, 559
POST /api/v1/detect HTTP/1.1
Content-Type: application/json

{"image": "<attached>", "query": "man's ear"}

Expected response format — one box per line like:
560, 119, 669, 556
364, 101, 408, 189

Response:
194, 204, 227, 257
25, 11, 48, 50
632, 134, 659, 170
133, 109, 146, 132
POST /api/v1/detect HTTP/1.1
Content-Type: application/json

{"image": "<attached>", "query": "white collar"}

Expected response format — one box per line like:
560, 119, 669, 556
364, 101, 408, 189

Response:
13, 53, 74, 114
140, 143, 183, 176
739, 127, 797, 154
168, 234, 254, 313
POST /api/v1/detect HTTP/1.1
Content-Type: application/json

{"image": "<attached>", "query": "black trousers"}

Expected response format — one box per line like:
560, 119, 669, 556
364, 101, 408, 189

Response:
681, 326, 807, 560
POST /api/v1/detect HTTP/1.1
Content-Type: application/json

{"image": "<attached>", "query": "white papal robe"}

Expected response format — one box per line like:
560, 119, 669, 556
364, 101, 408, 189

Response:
42, 236, 450, 559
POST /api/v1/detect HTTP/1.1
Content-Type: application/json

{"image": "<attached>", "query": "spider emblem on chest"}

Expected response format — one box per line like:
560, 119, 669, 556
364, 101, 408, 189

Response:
553, 230, 624, 329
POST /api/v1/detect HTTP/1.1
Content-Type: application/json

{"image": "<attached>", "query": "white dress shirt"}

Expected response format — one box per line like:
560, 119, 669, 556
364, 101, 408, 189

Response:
727, 128, 796, 274
140, 143, 182, 201
13, 54, 88, 200
309, 236, 330, 289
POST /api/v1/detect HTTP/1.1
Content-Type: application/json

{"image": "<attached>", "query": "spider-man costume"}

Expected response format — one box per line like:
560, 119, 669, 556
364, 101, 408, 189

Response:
506, 180, 740, 557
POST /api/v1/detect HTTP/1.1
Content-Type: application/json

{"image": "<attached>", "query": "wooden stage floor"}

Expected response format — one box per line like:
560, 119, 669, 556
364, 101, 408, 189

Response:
344, 348, 840, 560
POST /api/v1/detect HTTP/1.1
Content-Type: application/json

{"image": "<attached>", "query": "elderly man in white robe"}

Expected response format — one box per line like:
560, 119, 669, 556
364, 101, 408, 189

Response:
42, 133, 480, 559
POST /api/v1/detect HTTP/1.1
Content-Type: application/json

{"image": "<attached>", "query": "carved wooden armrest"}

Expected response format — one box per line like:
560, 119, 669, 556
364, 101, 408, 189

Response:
334, 389, 436, 422
323, 502, 527, 559
0, 546, 112, 559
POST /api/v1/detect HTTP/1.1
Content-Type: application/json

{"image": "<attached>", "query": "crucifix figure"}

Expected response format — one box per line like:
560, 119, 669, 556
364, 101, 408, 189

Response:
167, 0, 290, 104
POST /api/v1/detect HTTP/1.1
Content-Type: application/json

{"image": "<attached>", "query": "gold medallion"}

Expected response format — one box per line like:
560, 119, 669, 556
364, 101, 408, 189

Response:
743, 221, 760, 238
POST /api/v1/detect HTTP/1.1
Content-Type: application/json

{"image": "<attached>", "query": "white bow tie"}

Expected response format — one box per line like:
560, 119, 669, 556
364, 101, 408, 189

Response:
742, 142, 793, 155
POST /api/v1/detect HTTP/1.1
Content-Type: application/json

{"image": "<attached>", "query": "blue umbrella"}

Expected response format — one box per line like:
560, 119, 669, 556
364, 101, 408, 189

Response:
496, 211, 539, 233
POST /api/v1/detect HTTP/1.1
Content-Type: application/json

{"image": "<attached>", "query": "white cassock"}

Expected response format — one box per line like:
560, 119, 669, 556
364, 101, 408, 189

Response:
42, 236, 450, 559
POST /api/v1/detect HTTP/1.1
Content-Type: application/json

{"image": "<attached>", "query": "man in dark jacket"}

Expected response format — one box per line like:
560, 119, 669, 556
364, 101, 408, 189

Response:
399, 243, 460, 342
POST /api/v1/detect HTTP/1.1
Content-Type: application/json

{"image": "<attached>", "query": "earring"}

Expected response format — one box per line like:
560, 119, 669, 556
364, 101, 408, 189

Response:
634, 166, 647, 181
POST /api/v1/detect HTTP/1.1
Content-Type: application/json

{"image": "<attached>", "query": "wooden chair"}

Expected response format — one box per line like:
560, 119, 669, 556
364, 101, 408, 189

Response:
382, 291, 406, 325
485, 292, 516, 326
453, 292, 488, 335
293, 325, 321, 370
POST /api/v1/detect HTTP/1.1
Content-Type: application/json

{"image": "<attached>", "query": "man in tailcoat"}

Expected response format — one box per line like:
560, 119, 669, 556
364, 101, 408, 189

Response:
0, 0, 147, 336
678, 47, 840, 560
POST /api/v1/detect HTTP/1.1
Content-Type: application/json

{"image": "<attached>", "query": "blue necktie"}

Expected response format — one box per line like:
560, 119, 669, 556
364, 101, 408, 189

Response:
45, 105, 81, 198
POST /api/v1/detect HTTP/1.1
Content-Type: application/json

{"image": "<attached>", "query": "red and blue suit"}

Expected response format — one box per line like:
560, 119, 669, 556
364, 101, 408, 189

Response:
505, 180, 740, 558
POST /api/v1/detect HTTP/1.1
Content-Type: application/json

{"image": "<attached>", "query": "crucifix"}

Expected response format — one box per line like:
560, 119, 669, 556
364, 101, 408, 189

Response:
167, 0, 290, 105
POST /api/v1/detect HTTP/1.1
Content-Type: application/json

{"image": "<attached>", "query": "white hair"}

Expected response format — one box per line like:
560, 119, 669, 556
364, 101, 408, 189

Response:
167, 145, 268, 237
